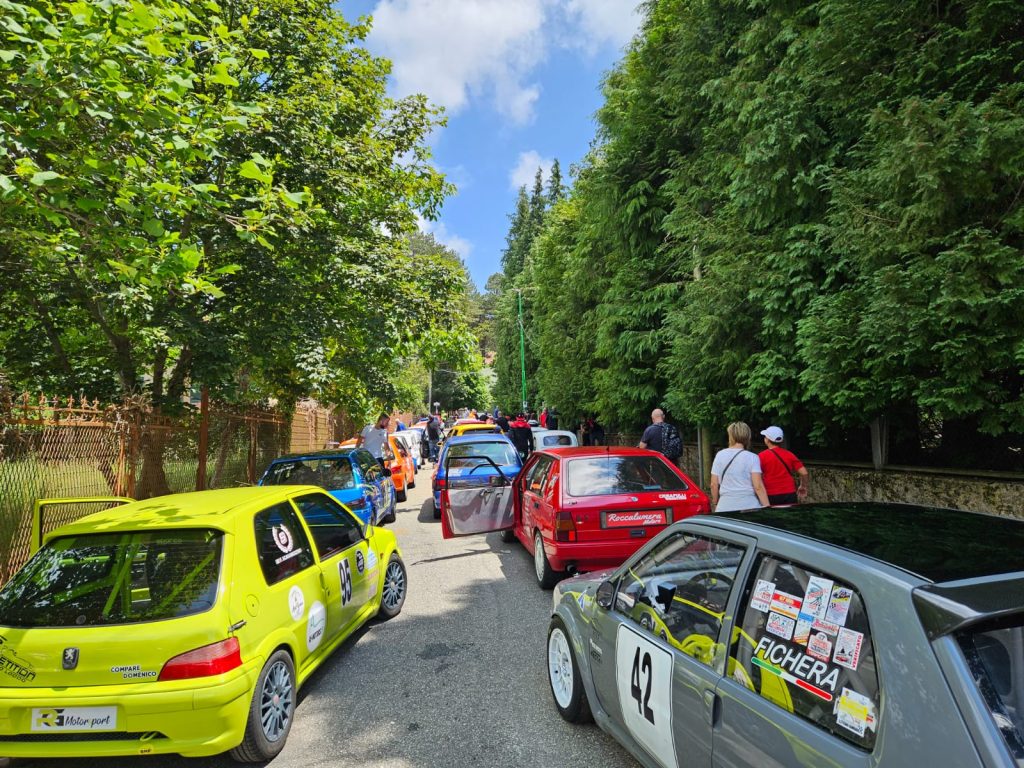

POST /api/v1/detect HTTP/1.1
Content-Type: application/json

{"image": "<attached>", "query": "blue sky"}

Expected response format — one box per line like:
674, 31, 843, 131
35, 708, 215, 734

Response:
339, 0, 644, 289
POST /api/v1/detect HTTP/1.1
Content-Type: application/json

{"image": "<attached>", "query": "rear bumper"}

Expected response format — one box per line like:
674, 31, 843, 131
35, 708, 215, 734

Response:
545, 537, 652, 573
0, 660, 260, 758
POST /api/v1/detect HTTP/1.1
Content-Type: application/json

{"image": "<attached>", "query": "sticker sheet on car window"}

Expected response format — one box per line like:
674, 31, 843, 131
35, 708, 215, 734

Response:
733, 557, 881, 750
615, 624, 676, 768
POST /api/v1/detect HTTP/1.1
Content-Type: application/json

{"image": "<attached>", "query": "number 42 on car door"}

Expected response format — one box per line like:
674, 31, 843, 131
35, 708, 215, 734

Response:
616, 624, 677, 768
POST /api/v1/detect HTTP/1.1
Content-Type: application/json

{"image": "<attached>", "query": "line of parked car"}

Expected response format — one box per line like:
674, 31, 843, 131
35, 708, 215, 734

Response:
5, 422, 1024, 768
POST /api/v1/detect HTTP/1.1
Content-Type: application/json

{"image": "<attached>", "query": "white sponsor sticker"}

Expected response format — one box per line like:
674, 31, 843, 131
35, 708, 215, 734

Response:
833, 627, 863, 670
749, 580, 775, 613
272, 524, 294, 554
834, 687, 876, 737
769, 590, 803, 620
366, 549, 378, 570
616, 624, 676, 768
306, 601, 326, 652
806, 631, 833, 662
288, 585, 305, 621
803, 576, 834, 620
31, 706, 117, 732
765, 612, 796, 640
825, 586, 853, 626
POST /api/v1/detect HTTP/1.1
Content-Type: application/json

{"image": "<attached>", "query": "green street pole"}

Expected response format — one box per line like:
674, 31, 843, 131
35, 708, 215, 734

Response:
518, 290, 527, 412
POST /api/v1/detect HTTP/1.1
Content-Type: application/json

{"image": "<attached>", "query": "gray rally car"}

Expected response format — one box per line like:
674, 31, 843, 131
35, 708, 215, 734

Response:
542, 503, 1024, 768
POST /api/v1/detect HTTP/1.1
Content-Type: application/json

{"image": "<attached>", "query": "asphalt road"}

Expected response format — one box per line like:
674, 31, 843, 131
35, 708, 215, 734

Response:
18, 465, 637, 768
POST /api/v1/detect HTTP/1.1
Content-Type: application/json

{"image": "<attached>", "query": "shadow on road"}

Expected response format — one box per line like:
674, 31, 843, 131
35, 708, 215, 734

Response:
416, 495, 437, 523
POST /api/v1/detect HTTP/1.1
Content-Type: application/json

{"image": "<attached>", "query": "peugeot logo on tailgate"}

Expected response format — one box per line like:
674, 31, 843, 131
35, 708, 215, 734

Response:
62, 648, 79, 670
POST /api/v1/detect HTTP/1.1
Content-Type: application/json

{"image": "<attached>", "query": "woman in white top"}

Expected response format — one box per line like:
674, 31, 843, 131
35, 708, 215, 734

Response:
710, 422, 770, 512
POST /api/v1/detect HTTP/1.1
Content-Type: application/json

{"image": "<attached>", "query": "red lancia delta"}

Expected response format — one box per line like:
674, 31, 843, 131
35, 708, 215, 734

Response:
440, 447, 710, 588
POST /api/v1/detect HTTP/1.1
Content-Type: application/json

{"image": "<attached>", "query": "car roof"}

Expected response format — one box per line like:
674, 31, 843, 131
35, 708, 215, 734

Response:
49, 486, 326, 538
540, 446, 663, 458
269, 449, 358, 461
713, 503, 1024, 584
445, 434, 513, 445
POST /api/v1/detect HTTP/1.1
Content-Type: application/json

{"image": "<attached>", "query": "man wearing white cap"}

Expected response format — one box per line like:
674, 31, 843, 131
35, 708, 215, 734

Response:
759, 426, 809, 506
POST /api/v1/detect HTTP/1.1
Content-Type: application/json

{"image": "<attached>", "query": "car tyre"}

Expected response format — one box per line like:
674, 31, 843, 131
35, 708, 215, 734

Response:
432, 499, 441, 520
408, 475, 416, 489
230, 649, 295, 763
547, 617, 592, 723
383, 500, 397, 524
499, 528, 516, 543
534, 531, 562, 589
396, 487, 407, 503
376, 553, 407, 620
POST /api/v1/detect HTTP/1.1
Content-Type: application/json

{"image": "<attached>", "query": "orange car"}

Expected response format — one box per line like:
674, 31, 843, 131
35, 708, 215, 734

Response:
387, 434, 416, 502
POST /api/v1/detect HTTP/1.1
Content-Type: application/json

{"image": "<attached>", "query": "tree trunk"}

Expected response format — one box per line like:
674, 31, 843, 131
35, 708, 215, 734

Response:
134, 427, 172, 499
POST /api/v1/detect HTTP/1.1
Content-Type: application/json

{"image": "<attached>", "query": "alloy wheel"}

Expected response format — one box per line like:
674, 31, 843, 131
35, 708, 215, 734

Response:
548, 627, 574, 708
383, 560, 406, 610
259, 660, 294, 742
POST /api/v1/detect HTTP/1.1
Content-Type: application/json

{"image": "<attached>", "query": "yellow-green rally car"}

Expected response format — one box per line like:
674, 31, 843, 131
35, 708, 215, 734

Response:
0, 486, 407, 762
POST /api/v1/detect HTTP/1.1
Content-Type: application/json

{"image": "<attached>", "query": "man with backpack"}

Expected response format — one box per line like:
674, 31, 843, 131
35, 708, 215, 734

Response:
638, 409, 682, 464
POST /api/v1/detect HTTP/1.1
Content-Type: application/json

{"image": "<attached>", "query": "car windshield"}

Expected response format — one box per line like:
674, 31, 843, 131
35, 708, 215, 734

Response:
958, 620, 1024, 764
446, 441, 519, 469
567, 456, 687, 496
262, 458, 356, 491
541, 434, 574, 446
0, 529, 222, 627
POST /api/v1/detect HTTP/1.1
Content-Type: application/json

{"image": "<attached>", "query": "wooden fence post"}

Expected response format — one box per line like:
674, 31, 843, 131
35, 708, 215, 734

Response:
196, 387, 209, 491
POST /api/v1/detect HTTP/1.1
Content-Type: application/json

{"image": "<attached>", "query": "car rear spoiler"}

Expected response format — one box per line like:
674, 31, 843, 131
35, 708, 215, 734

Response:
913, 577, 1024, 639
33, 496, 134, 552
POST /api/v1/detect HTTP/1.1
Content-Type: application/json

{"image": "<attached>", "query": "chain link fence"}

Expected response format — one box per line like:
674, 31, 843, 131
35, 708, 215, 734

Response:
0, 392, 294, 585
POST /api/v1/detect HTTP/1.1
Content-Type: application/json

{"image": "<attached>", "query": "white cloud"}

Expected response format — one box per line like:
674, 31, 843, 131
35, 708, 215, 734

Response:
363, 1, 645, 124
417, 215, 473, 261
368, 0, 546, 124
562, 0, 643, 52
509, 150, 553, 191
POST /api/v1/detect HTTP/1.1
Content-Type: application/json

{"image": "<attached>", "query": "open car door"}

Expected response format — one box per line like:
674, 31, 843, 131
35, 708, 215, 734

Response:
440, 456, 515, 539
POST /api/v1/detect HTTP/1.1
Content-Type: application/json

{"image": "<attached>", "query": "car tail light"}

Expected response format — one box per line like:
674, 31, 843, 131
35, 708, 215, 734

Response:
433, 476, 446, 492
554, 510, 577, 542
346, 496, 369, 511
158, 637, 242, 681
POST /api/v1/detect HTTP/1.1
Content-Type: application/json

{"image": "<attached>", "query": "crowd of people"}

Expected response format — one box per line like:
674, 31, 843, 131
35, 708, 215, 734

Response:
636, 409, 810, 514
360, 405, 810, 515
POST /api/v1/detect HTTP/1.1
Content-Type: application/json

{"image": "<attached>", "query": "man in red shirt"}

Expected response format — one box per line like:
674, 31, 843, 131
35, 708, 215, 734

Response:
758, 426, 810, 506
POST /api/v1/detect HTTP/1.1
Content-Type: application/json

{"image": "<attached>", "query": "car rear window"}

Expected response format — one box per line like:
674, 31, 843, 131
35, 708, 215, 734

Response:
0, 530, 222, 628
957, 620, 1024, 762
446, 442, 519, 468
263, 458, 357, 491
566, 456, 687, 496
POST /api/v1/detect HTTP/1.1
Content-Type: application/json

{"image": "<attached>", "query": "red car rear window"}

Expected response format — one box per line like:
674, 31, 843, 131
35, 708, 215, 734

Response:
566, 456, 688, 497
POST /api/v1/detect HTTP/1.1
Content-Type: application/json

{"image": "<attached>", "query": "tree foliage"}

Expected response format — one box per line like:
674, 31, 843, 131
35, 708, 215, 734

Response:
0, 0, 470, 426
504, 0, 1024, 463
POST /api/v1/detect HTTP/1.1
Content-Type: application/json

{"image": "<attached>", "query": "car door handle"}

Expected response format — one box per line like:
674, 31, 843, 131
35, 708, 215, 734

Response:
531, 500, 540, 508
703, 689, 722, 728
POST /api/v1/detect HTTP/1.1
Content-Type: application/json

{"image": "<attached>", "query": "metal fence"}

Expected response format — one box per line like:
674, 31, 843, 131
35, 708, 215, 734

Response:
0, 392, 291, 585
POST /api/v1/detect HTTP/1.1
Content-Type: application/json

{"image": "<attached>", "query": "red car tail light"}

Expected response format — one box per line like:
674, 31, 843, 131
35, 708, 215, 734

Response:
158, 637, 242, 681
554, 510, 577, 542
433, 476, 446, 492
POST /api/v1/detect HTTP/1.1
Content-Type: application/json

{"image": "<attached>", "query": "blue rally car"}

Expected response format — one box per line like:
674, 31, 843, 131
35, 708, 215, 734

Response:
432, 434, 523, 519
260, 448, 396, 525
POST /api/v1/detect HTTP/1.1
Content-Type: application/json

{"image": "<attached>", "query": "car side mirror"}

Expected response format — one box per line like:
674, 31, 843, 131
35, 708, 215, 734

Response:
596, 580, 615, 611
488, 474, 506, 487
382, 467, 392, 478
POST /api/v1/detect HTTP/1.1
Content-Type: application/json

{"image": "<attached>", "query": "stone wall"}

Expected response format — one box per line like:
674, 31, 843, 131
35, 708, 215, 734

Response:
805, 464, 1024, 520
607, 433, 1024, 519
